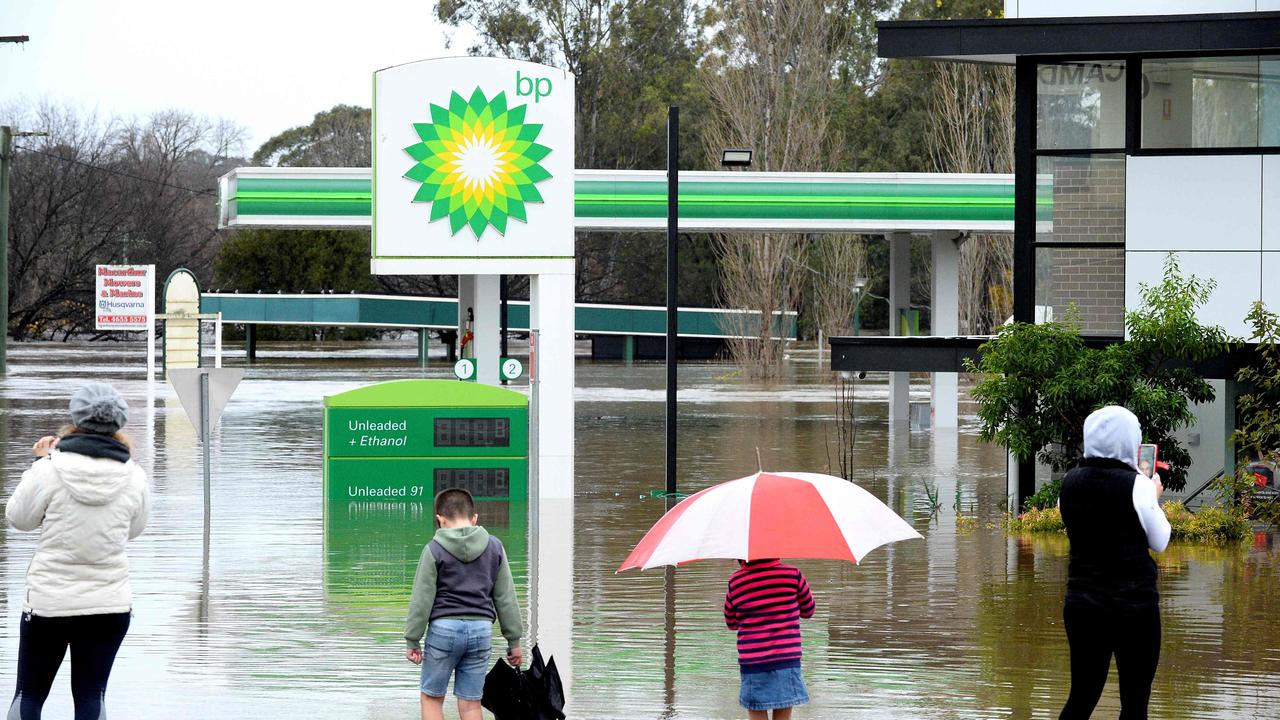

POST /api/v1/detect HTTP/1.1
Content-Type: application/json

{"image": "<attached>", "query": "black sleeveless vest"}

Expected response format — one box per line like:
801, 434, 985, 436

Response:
1059, 457, 1159, 611
427, 536, 503, 622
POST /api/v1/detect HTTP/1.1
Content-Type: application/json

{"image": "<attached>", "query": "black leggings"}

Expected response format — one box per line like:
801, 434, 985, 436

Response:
8, 611, 131, 720
1059, 602, 1160, 720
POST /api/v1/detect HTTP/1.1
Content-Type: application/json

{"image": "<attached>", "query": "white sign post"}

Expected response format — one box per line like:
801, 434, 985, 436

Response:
95, 264, 156, 379
372, 56, 577, 690
168, 367, 245, 570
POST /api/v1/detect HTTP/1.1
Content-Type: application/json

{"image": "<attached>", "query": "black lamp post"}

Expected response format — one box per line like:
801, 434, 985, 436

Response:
665, 119, 753, 497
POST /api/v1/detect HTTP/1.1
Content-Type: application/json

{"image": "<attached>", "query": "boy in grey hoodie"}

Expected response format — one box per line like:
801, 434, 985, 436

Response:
405, 488, 523, 720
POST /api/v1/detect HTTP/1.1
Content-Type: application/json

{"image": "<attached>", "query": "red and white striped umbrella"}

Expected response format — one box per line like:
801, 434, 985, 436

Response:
617, 471, 922, 572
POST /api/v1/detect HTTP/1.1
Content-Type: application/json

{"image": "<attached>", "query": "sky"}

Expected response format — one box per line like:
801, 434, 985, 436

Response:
0, 0, 476, 155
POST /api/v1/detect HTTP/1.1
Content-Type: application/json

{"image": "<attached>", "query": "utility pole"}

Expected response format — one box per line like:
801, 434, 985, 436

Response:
1, 126, 11, 375
0, 35, 31, 374
0, 126, 47, 375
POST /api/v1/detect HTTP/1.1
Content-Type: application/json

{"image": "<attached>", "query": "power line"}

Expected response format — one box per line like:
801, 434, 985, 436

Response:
13, 143, 219, 198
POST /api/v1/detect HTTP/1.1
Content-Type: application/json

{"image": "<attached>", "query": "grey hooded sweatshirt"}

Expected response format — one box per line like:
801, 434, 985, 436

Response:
404, 525, 523, 651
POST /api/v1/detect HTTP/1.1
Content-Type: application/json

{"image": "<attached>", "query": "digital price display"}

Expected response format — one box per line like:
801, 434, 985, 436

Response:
433, 417, 511, 448
434, 468, 511, 498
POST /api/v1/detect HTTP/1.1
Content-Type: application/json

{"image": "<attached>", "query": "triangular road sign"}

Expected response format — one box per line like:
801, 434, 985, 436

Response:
168, 368, 245, 436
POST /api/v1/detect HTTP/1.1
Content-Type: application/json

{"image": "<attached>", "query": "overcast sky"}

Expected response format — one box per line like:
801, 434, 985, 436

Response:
0, 0, 476, 155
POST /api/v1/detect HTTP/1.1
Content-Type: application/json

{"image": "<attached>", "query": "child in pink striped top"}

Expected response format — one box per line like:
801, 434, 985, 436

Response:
724, 559, 815, 719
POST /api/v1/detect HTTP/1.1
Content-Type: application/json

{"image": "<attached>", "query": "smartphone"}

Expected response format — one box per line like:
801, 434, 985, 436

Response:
1138, 444, 1158, 478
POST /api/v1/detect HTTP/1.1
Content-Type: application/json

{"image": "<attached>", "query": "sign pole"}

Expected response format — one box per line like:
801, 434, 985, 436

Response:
200, 371, 212, 547
215, 312, 223, 368
665, 106, 679, 497
146, 318, 156, 382
199, 370, 211, 621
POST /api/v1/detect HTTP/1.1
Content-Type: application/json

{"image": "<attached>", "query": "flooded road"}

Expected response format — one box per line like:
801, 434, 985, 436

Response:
1, 341, 1278, 719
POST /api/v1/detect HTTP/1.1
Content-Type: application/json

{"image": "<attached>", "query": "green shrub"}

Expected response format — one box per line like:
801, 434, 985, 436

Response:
1005, 502, 1251, 545
1163, 501, 1251, 544
1024, 478, 1062, 510
1005, 506, 1065, 534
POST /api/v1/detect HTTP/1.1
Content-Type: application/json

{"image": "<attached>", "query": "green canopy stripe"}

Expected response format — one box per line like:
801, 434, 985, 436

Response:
224, 171, 1042, 226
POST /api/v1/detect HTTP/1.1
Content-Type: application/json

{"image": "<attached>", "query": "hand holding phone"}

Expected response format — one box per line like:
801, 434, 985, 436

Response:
1138, 443, 1158, 479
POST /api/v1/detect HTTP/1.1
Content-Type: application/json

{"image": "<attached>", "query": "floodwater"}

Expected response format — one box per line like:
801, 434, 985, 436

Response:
1, 341, 1279, 719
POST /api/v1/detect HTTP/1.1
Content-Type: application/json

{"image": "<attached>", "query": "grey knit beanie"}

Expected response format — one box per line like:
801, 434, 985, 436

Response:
69, 382, 129, 434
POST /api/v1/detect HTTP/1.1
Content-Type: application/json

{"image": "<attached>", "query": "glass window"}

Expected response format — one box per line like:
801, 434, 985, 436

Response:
1262, 57, 1280, 147
1142, 56, 1262, 148
1034, 155, 1126, 245
1034, 246, 1125, 337
1037, 62, 1126, 150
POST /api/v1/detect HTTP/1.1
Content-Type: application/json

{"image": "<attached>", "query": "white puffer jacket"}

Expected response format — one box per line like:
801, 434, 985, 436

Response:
5, 448, 149, 616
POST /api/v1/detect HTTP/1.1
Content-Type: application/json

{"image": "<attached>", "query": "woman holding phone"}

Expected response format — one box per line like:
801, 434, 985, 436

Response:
4, 383, 149, 720
1057, 405, 1171, 719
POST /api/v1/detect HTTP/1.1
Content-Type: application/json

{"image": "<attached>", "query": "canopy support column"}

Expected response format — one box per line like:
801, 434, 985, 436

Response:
931, 231, 961, 430
888, 232, 912, 429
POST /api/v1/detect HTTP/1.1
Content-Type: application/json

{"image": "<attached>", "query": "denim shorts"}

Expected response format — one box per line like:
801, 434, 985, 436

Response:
419, 618, 493, 700
740, 665, 809, 711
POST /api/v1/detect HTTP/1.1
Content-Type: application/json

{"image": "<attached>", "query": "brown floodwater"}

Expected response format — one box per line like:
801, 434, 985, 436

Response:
1, 340, 1277, 719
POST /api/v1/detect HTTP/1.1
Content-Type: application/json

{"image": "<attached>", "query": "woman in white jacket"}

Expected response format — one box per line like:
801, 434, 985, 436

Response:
5, 383, 149, 720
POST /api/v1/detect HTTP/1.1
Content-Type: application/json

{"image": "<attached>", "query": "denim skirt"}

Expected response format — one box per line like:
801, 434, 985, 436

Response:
739, 665, 809, 711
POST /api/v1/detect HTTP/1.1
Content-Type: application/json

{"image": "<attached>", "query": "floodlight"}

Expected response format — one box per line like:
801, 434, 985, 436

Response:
720, 149, 753, 167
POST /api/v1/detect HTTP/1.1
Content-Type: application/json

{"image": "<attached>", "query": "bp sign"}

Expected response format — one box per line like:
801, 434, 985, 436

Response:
372, 57, 575, 274
324, 379, 528, 502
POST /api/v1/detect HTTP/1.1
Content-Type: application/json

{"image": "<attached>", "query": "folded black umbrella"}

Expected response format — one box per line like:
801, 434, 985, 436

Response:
527, 646, 566, 720
481, 644, 565, 720
481, 658, 535, 719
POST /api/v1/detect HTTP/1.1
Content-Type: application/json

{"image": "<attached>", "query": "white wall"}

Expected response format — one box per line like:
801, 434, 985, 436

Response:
1126, 155, 1270, 339
1006, 1, 1263, 18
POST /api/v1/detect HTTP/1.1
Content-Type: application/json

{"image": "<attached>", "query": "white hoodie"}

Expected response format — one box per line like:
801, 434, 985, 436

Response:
1081, 405, 1171, 552
5, 449, 149, 616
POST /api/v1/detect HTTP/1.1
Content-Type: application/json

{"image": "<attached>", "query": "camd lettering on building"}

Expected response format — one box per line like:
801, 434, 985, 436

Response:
1037, 63, 1125, 85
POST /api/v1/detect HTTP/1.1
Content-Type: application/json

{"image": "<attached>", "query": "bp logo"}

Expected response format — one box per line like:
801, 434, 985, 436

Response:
402, 87, 553, 239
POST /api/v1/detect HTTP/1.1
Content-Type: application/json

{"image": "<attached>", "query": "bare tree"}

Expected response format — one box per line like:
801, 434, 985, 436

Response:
925, 62, 1015, 333
702, 0, 847, 378
807, 234, 868, 338
2, 101, 246, 339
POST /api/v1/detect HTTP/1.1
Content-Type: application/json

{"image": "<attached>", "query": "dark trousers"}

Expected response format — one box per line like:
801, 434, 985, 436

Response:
1059, 602, 1160, 720
8, 611, 131, 720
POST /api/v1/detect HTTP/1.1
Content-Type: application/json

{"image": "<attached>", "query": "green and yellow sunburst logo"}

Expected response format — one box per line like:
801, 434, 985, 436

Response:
402, 87, 553, 239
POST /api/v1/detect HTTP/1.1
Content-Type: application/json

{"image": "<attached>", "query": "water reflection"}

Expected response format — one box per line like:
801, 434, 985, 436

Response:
324, 500, 527, 639
0, 342, 1276, 718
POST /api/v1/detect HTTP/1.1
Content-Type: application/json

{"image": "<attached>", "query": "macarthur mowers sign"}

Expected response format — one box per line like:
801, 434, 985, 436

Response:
371, 57, 575, 273
95, 264, 155, 331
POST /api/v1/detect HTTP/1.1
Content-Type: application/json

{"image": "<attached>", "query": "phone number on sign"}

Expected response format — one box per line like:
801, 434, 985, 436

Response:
97, 315, 148, 324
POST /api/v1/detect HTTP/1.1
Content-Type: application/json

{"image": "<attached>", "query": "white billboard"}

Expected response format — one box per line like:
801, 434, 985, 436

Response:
372, 57, 576, 274
95, 264, 155, 331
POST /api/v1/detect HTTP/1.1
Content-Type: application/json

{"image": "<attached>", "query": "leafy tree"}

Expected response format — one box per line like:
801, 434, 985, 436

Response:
1226, 301, 1280, 524
966, 255, 1230, 496
212, 228, 381, 340
251, 105, 370, 167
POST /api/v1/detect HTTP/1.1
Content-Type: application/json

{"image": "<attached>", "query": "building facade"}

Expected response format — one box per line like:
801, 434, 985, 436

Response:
874, 2, 1280, 502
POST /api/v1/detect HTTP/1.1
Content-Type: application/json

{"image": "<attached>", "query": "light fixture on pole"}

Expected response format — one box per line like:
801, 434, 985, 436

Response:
720, 149, 753, 168
852, 277, 868, 336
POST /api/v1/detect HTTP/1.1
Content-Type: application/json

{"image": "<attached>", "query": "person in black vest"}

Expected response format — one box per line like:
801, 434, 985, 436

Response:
1058, 405, 1171, 719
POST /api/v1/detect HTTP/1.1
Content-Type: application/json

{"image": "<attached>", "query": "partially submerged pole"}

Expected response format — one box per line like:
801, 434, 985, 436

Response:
665, 106, 679, 497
